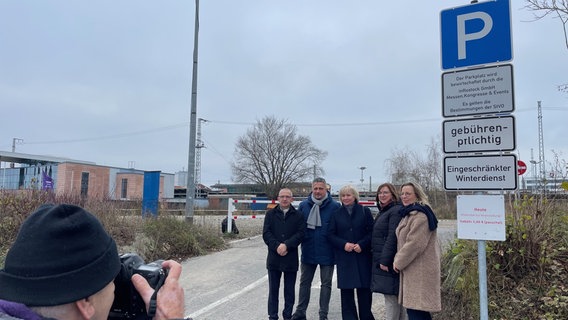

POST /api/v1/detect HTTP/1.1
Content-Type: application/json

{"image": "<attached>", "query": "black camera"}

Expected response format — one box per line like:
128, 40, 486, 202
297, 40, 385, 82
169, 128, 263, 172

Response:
108, 253, 168, 320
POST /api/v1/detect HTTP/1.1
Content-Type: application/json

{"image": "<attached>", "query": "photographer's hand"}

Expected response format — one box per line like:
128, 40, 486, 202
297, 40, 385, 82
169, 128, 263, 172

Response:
132, 260, 185, 320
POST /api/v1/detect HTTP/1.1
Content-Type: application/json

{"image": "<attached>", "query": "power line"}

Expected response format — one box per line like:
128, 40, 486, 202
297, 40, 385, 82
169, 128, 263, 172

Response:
206, 118, 441, 127
16, 108, 567, 147
23, 122, 187, 145
18, 117, 441, 146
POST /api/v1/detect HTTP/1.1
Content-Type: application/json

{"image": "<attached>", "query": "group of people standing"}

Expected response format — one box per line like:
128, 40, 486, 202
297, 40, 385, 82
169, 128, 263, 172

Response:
263, 178, 441, 320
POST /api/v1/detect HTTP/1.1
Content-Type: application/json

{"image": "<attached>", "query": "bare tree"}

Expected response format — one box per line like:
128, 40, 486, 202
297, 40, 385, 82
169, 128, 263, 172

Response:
385, 138, 445, 204
385, 147, 423, 186
547, 149, 568, 193
423, 136, 445, 206
231, 116, 327, 199
525, 1, 568, 92
525, 0, 568, 50
422, 136, 443, 189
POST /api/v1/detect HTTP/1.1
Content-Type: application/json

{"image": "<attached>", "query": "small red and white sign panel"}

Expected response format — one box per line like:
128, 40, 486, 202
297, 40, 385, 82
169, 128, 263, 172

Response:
517, 160, 527, 175
457, 195, 505, 241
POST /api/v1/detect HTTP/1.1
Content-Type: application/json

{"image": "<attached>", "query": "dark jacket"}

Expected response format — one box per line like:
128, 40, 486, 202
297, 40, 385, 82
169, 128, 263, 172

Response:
371, 202, 403, 295
263, 204, 306, 272
328, 203, 374, 289
298, 192, 340, 266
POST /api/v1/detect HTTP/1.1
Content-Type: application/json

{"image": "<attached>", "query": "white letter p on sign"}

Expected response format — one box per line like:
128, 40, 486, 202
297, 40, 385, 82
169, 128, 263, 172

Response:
457, 11, 493, 60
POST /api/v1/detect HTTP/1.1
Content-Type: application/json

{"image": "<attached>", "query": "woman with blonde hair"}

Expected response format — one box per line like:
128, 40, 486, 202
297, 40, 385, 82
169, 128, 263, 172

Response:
328, 185, 375, 320
393, 182, 441, 320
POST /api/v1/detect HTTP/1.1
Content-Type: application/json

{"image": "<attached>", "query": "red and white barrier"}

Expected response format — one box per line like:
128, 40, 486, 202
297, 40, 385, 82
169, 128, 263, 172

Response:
226, 198, 377, 233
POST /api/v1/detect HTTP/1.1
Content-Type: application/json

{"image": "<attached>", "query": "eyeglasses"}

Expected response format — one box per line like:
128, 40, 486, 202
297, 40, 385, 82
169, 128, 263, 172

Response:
400, 192, 414, 196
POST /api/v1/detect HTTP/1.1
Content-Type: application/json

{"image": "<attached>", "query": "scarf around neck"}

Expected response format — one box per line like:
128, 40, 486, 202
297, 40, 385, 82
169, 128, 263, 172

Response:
400, 203, 438, 231
379, 200, 393, 212
307, 192, 328, 229
0, 299, 46, 320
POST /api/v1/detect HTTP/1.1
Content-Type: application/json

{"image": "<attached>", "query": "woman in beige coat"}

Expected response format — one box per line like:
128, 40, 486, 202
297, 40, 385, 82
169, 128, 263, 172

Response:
393, 182, 441, 320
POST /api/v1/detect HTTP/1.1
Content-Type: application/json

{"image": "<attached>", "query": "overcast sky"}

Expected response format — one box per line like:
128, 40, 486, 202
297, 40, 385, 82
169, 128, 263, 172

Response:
1, 0, 566, 191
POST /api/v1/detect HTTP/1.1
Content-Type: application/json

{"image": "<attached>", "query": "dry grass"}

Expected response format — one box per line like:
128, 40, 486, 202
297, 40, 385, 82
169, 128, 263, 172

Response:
436, 196, 568, 319
0, 192, 266, 265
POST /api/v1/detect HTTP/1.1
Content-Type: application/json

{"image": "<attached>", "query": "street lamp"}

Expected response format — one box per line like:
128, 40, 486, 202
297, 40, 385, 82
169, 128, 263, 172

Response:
359, 166, 366, 191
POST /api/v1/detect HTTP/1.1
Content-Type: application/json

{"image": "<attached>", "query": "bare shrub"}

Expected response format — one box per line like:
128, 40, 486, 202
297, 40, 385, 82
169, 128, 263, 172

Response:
437, 195, 568, 319
0, 192, 227, 265
135, 214, 226, 262
0, 190, 56, 265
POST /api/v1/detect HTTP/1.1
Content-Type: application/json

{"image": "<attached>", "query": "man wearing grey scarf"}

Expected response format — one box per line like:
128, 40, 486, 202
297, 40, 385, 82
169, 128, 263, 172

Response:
292, 178, 340, 320
306, 192, 327, 229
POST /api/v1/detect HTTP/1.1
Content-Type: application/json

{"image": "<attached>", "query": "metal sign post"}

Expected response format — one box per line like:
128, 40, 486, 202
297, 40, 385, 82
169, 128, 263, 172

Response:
440, 1, 513, 319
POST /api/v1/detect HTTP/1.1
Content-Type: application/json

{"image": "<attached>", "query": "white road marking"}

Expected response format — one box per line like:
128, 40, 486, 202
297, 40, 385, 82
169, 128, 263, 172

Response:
187, 275, 268, 318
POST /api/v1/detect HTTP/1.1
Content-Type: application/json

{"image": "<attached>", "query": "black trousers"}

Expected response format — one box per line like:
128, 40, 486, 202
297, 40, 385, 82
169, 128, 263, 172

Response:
406, 308, 432, 320
339, 288, 375, 320
268, 269, 297, 320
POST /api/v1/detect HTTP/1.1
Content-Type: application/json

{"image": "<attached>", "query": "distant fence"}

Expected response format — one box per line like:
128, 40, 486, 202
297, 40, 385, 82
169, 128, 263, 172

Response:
225, 198, 377, 233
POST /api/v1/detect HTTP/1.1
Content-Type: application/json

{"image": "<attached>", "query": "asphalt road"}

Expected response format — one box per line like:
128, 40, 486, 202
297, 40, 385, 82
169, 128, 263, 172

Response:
179, 220, 457, 320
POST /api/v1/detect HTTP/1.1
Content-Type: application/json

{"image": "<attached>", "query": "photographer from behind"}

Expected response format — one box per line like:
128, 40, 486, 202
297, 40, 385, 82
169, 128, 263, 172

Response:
0, 204, 186, 320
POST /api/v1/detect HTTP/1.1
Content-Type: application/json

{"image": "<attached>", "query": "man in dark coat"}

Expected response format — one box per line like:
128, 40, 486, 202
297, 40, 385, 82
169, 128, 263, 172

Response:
292, 177, 341, 320
263, 188, 306, 320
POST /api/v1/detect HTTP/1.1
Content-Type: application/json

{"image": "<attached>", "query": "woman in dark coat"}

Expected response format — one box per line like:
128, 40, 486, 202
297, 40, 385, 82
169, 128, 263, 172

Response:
328, 185, 375, 320
371, 183, 406, 320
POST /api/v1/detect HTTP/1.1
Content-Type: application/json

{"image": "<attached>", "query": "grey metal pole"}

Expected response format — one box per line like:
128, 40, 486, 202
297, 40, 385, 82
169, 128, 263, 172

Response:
478, 240, 488, 320
185, 0, 200, 223
11, 138, 23, 168
473, 189, 489, 320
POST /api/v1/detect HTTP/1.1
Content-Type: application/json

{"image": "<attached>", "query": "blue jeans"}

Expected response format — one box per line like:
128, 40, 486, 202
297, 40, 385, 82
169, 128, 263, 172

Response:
292, 262, 334, 320
268, 269, 297, 320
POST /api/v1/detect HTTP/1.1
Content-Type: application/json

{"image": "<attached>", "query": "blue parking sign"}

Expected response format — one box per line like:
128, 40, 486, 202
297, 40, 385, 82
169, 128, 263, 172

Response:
440, 0, 512, 70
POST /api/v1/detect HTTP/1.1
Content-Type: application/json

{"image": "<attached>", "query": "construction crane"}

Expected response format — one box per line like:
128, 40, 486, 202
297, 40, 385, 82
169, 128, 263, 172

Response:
195, 118, 208, 198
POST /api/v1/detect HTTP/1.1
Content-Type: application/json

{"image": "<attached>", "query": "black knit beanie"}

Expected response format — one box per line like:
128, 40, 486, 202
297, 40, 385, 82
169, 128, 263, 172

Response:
0, 204, 121, 306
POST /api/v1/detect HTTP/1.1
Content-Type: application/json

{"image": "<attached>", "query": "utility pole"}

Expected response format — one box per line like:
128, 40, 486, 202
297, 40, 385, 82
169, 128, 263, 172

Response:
530, 148, 537, 192
537, 101, 546, 197
12, 138, 23, 152
11, 138, 23, 168
185, 0, 199, 223
195, 118, 207, 199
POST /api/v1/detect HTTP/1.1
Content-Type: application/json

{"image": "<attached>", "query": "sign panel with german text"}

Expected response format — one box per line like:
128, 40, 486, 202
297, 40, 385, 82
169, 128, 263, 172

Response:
443, 116, 516, 153
444, 154, 517, 190
442, 64, 514, 117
